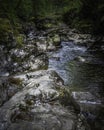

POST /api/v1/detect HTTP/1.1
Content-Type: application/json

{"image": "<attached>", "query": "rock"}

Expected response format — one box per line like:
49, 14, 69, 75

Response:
0, 70, 90, 130
36, 37, 47, 51
71, 91, 103, 108
4, 43, 48, 74
71, 92, 103, 113
71, 91, 104, 128
52, 34, 61, 46
36, 35, 60, 52
67, 31, 95, 45
47, 43, 56, 51
0, 77, 23, 106
27, 53, 48, 71
74, 56, 86, 62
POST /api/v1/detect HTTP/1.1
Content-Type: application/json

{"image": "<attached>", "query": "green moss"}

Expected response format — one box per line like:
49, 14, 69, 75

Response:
15, 34, 25, 48
59, 88, 71, 106
39, 65, 48, 70
8, 77, 23, 86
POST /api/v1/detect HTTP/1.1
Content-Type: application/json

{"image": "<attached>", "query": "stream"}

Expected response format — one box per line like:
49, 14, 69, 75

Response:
48, 41, 104, 94
48, 41, 104, 130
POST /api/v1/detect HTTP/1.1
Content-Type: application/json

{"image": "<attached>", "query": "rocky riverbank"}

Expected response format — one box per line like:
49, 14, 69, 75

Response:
0, 21, 104, 130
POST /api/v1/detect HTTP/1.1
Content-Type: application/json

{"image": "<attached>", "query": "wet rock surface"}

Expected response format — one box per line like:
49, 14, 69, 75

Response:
0, 70, 90, 130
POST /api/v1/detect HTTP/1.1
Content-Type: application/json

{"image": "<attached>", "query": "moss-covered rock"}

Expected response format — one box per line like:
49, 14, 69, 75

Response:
15, 34, 26, 48
52, 34, 61, 46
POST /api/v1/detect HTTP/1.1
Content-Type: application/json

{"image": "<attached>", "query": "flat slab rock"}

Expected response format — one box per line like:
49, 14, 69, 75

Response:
0, 70, 90, 130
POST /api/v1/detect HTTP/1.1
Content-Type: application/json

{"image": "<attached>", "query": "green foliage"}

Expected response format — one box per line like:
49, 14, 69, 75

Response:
32, 0, 72, 19
16, 0, 33, 20
63, 0, 104, 34
0, 18, 12, 32
0, 0, 33, 21
0, 18, 13, 43
32, 0, 54, 16
0, 0, 104, 34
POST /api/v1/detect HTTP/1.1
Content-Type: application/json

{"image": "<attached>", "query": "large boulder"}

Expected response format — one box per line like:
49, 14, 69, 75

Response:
0, 70, 90, 130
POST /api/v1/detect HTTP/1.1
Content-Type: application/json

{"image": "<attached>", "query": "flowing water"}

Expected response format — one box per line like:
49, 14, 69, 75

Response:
48, 41, 104, 130
48, 41, 104, 94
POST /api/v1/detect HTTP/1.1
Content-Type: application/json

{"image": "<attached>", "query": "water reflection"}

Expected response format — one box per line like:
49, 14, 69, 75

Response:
67, 61, 104, 94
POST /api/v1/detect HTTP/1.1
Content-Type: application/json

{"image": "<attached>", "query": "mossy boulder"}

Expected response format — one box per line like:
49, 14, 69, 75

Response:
52, 34, 61, 46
